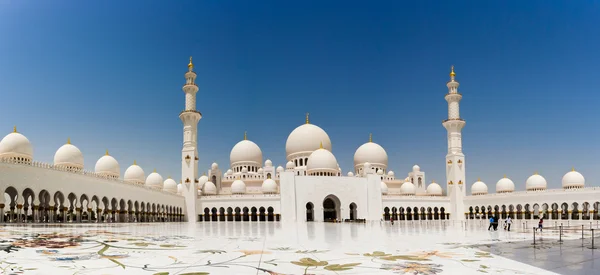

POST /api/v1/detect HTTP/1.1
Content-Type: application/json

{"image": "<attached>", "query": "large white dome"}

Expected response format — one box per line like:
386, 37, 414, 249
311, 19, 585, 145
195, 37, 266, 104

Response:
0, 128, 33, 161
286, 122, 331, 160
400, 181, 416, 195
230, 139, 263, 166
163, 178, 178, 193
145, 170, 164, 189
562, 169, 585, 189
231, 179, 246, 194
95, 151, 120, 178
471, 179, 488, 195
306, 146, 338, 175
381, 181, 389, 195
496, 176, 515, 193
124, 161, 145, 184
261, 178, 277, 194
526, 173, 547, 191
203, 181, 217, 195
354, 140, 388, 169
53, 140, 83, 169
426, 181, 443, 196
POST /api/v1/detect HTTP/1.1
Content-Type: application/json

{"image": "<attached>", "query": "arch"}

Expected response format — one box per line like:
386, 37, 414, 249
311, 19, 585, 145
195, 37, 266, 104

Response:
440, 207, 446, 220
322, 195, 340, 222
406, 207, 412, 221
267, 207, 274, 221
541, 203, 549, 219
348, 203, 357, 220
433, 207, 439, 220
383, 207, 390, 221
583, 202, 591, 220
219, 207, 225, 222
399, 207, 405, 220
516, 204, 523, 219
306, 202, 315, 222
251, 207, 258, 221
532, 204, 540, 219
227, 207, 233, 222
594, 202, 600, 220
234, 207, 241, 222
571, 202, 580, 220
391, 207, 397, 221
211, 207, 218, 221
259, 207, 266, 221
21, 188, 35, 223
413, 207, 419, 220
561, 203, 568, 219
203, 208, 210, 222
427, 207, 433, 220
243, 207, 249, 221
551, 203, 559, 220
524, 204, 531, 219
420, 207, 426, 220
508, 205, 515, 219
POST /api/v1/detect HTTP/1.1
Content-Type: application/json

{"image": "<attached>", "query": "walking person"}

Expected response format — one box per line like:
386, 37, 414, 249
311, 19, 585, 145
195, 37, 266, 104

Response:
537, 218, 543, 232
505, 216, 512, 231
488, 216, 494, 230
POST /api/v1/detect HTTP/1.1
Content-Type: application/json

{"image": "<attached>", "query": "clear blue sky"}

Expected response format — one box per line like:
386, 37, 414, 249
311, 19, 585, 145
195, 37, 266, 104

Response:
1, 1, 599, 191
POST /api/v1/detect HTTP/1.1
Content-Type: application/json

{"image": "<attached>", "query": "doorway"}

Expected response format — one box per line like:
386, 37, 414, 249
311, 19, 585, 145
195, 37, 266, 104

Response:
349, 203, 357, 220
322, 195, 340, 222
306, 202, 314, 222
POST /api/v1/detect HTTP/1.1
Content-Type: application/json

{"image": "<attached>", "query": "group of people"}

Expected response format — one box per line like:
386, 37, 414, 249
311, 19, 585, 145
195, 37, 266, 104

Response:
488, 216, 512, 231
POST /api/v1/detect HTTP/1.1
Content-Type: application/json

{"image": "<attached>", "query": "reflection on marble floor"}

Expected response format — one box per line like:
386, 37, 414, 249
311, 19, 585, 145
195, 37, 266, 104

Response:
0, 221, 564, 274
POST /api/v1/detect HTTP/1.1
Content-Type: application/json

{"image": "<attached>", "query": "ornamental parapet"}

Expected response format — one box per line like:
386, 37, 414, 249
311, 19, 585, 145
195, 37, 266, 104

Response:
0, 157, 182, 198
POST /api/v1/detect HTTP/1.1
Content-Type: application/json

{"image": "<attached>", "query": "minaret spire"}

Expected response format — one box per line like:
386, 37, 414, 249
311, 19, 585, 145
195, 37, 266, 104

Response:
442, 65, 466, 221
180, 57, 202, 222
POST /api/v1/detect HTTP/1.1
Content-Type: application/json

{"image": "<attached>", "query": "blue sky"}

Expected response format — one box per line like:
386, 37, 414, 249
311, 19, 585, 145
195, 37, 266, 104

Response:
1, 1, 599, 190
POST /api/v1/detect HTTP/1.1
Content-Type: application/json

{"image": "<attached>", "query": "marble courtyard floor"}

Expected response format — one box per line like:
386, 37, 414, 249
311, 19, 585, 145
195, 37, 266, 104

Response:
0, 220, 596, 275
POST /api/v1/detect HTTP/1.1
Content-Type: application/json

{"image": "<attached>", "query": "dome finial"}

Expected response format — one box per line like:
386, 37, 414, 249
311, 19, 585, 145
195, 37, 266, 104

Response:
67, 137, 71, 144
105, 149, 109, 156
244, 131, 247, 140
450, 65, 456, 77
13, 126, 17, 133
477, 177, 481, 181
319, 141, 323, 149
133, 160, 137, 165
572, 167, 575, 172
188, 56, 193, 69
369, 133, 372, 143
305, 113, 310, 124
153, 168, 157, 173
503, 174, 507, 178
534, 171, 538, 175
203, 172, 206, 176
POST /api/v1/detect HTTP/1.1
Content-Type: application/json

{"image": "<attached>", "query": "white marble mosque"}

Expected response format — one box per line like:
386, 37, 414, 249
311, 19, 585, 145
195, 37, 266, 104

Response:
1, 59, 599, 228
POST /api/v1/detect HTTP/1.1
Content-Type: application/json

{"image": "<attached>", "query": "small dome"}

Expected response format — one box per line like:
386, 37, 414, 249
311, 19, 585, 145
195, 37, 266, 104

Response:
203, 181, 217, 195
145, 170, 164, 189
211, 162, 219, 170
241, 167, 248, 173
227, 169, 233, 175
276, 166, 284, 173
353, 140, 388, 170
265, 159, 273, 167
381, 181, 389, 194
230, 139, 263, 167
198, 174, 209, 186
257, 168, 264, 174
306, 146, 338, 175
562, 169, 585, 189
231, 179, 246, 194
286, 122, 332, 160
376, 169, 384, 175
400, 181, 416, 195
0, 128, 33, 161
53, 140, 83, 169
197, 189, 202, 196
526, 173, 547, 191
124, 161, 145, 184
387, 171, 395, 177
177, 183, 183, 195
163, 178, 178, 193
471, 179, 488, 195
347, 172, 354, 177
426, 181, 443, 196
261, 178, 277, 193
496, 176, 515, 193
286, 161, 295, 170
95, 151, 120, 178
412, 165, 420, 172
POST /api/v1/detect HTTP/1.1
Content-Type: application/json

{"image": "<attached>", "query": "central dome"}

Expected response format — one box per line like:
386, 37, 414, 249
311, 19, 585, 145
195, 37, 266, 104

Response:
230, 137, 263, 167
286, 120, 331, 160
54, 140, 84, 170
354, 140, 388, 169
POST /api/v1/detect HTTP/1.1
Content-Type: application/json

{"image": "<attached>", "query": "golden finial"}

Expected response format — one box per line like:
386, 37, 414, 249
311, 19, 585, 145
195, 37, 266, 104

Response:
503, 174, 507, 178
67, 137, 71, 144
168, 176, 171, 179
369, 133, 372, 143
153, 168, 157, 173
477, 177, 481, 181
13, 126, 17, 133
432, 180, 436, 183
572, 167, 575, 172
534, 171, 538, 175
188, 56, 193, 69
203, 172, 206, 176
319, 141, 323, 149
244, 131, 247, 140
305, 113, 310, 124
133, 160, 137, 165
105, 150, 109, 156
450, 65, 456, 77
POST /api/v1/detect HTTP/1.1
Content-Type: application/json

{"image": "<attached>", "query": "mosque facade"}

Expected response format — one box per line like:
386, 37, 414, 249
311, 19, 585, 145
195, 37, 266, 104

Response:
1, 59, 599, 224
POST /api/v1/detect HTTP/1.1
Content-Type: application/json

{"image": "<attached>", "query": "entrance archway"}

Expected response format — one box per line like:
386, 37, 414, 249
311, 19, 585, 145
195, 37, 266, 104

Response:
322, 195, 340, 222
306, 202, 314, 222
349, 203, 357, 220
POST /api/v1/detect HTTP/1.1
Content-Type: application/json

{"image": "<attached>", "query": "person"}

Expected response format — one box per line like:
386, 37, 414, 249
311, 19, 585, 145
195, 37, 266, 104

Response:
537, 218, 543, 232
493, 216, 499, 231
391, 219, 394, 225
505, 216, 512, 231
488, 216, 494, 230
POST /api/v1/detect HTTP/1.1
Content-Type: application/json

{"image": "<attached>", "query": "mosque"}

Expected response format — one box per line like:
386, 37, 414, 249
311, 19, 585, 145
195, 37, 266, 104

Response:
1, 59, 599, 224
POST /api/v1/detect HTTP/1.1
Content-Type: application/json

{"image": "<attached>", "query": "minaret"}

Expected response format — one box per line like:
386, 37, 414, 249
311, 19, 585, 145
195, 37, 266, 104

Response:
180, 56, 201, 222
442, 66, 466, 221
